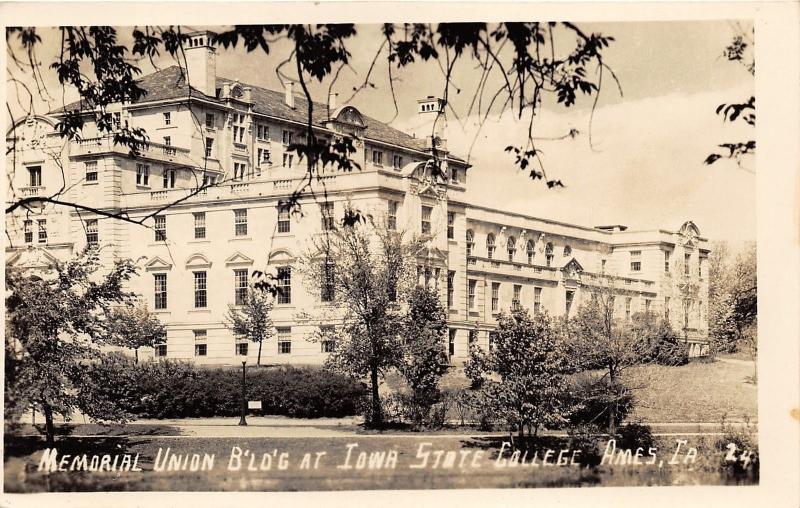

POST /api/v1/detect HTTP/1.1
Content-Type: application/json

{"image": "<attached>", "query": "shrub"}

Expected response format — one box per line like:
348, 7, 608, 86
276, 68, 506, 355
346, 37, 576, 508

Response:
714, 417, 759, 483
616, 422, 656, 451
567, 424, 603, 467
566, 373, 634, 431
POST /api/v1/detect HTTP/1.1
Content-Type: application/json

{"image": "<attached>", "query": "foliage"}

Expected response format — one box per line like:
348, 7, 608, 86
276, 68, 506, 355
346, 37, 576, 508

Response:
566, 372, 634, 430
225, 285, 275, 366
104, 301, 166, 363
616, 422, 656, 451
707, 241, 757, 358
76, 352, 140, 423
4, 248, 138, 445
396, 286, 450, 427
464, 343, 490, 389
630, 312, 688, 366
468, 308, 572, 439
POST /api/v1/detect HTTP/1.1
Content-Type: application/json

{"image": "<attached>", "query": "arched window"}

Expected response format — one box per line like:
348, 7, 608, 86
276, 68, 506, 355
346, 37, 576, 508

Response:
545, 242, 554, 267
466, 229, 474, 257
563, 245, 572, 257
506, 236, 516, 262
526, 240, 535, 264
486, 233, 496, 259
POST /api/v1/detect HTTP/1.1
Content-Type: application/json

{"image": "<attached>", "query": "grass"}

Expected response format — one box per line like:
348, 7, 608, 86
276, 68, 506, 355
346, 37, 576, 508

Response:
4, 432, 756, 492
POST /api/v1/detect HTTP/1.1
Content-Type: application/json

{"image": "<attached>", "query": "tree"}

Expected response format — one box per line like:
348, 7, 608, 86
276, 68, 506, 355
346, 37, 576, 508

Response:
301, 212, 421, 426
466, 308, 572, 442
225, 286, 275, 366
397, 286, 449, 427
105, 301, 166, 363
4, 248, 138, 446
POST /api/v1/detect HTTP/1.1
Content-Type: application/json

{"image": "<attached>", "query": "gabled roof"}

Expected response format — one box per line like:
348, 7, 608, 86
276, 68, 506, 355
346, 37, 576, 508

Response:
53, 65, 467, 163
561, 257, 584, 273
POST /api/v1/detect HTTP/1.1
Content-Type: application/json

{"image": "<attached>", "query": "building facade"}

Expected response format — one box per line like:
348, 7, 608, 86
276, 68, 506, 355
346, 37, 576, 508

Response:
5, 32, 711, 365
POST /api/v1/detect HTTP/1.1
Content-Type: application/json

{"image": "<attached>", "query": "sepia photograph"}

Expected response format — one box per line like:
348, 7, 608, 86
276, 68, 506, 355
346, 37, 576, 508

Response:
1, 3, 797, 505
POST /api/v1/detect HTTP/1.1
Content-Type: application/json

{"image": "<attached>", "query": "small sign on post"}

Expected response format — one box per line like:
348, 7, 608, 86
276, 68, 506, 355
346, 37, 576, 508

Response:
247, 400, 262, 411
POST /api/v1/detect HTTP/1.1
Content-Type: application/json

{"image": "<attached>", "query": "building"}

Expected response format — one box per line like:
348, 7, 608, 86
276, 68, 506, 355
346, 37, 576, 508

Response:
5, 32, 711, 365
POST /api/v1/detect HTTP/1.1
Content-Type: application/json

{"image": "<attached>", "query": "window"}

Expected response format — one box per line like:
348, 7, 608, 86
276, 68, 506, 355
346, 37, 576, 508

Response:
392, 155, 403, 170
234, 269, 248, 306
277, 327, 291, 354
85, 219, 98, 246
372, 149, 383, 166
193, 212, 206, 239
282, 153, 294, 168
256, 124, 269, 141
278, 206, 291, 233
155, 344, 167, 357
466, 330, 476, 347
625, 297, 632, 321
321, 326, 336, 353
491, 282, 500, 312
447, 271, 455, 308
447, 212, 455, 239
202, 173, 217, 187
664, 251, 671, 273
37, 219, 47, 244
451, 167, 460, 184
544, 243, 554, 267
512, 285, 522, 309
233, 162, 247, 180
205, 113, 215, 129
566, 290, 575, 315
466, 230, 474, 257
277, 267, 292, 304
163, 136, 171, 147
236, 342, 249, 356
194, 330, 207, 357
113, 112, 122, 128
23, 220, 33, 244
645, 299, 651, 314
684, 253, 691, 275
468, 280, 477, 309
28, 166, 41, 187
486, 233, 496, 259
448, 329, 456, 357
154, 273, 167, 310
320, 202, 335, 231
699, 258, 705, 278
664, 296, 670, 320
526, 240, 535, 264
163, 112, 171, 125
388, 201, 398, 230
193, 271, 207, 308
136, 163, 150, 186
507, 236, 516, 262
204, 137, 214, 158
85, 161, 98, 182
154, 215, 166, 241
320, 262, 335, 302
163, 168, 176, 189
488, 332, 497, 352
601, 259, 607, 273
421, 205, 432, 234
630, 250, 642, 272
534, 287, 542, 314
257, 147, 271, 164
232, 114, 245, 144
282, 129, 292, 146
234, 209, 248, 236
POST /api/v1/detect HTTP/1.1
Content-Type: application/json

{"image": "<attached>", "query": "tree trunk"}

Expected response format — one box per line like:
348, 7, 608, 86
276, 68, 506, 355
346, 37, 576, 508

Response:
370, 365, 382, 426
257, 339, 263, 366
134, 347, 139, 364
42, 403, 55, 448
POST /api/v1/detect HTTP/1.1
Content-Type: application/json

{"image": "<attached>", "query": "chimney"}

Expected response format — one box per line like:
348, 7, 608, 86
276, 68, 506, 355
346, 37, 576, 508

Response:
184, 31, 217, 97
284, 81, 295, 108
328, 92, 338, 112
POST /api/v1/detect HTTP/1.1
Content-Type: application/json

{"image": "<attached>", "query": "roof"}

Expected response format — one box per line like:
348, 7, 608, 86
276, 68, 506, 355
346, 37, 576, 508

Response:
53, 65, 467, 163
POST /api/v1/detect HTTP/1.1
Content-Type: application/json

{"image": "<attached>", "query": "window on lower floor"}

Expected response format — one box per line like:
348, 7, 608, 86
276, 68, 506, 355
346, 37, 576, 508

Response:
491, 282, 500, 312
85, 219, 98, 246
447, 271, 455, 308
320, 262, 335, 302
448, 329, 456, 357
85, 161, 98, 182
277, 327, 291, 354
320, 202, 335, 231
194, 330, 207, 357
388, 201, 398, 231
566, 290, 575, 316
23, 220, 33, 244
163, 168, 176, 189
447, 212, 455, 239
468, 280, 477, 309
154, 344, 167, 357
234, 269, 248, 306
194, 343, 207, 356
194, 271, 207, 308
534, 287, 542, 314
512, 284, 522, 309
421, 205, 432, 235
37, 219, 47, 244
154, 273, 167, 309
154, 215, 166, 241
625, 297, 632, 321
137, 164, 150, 186
235, 342, 249, 356
488, 332, 497, 353
276, 266, 292, 304
278, 206, 291, 233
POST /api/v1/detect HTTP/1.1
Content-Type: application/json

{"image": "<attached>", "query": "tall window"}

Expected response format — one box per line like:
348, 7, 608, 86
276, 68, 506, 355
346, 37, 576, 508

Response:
136, 163, 150, 186
28, 166, 41, 187
277, 327, 292, 354
534, 287, 542, 314
601, 259, 607, 273
277, 266, 292, 304
372, 149, 383, 166
645, 299, 651, 314
466, 230, 474, 257
204, 137, 214, 158
234, 269, 248, 306
448, 329, 456, 358
234, 209, 248, 236
566, 290, 575, 316
233, 162, 247, 180
665, 296, 670, 320
630, 251, 642, 272
664, 251, 670, 273
193, 271, 207, 308
486, 233, 496, 259
205, 113, 215, 129
451, 167, 460, 184
421, 205, 432, 234
388, 201, 398, 230
256, 123, 269, 141
257, 147, 270, 164
163, 112, 171, 125
698, 258, 705, 278
507, 236, 516, 262
278, 206, 291, 233
282, 129, 292, 146
512, 284, 522, 309
282, 153, 294, 168
320, 326, 336, 353
684, 253, 691, 276
625, 297, 632, 321
526, 240, 535, 264
545, 243, 554, 267
468, 280, 476, 309
491, 282, 500, 312
193, 212, 206, 239
163, 168, 176, 189
447, 271, 455, 308
232, 113, 245, 144
468, 330, 477, 346
320, 202, 335, 231
23, 220, 33, 244
320, 262, 335, 302
154, 215, 166, 241
85, 161, 98, 182
154, 273, 168, 310
447, 212, 455, 239
194, 330, 207, 357
488, 332, 496, 352
85, 219, 98, 246
37, 219, 47, 244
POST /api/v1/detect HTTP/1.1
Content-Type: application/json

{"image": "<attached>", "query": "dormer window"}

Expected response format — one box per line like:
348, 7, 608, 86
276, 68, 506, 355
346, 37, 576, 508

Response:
372, 150, 383, 166
282, 130, 292, 146
256, 124, 269, 141
205, 113, 215, 129
392, 155, 403, 170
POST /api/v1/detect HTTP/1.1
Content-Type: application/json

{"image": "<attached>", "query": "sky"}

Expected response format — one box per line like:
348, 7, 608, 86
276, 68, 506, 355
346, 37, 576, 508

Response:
6, 21, 755, 246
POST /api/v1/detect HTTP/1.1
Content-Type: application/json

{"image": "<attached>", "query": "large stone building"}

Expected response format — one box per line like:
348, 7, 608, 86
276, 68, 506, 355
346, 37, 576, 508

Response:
5, 32, 710, 365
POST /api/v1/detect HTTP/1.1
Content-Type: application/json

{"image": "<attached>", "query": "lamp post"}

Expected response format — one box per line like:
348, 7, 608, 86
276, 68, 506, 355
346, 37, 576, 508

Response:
238, 360, 248, 426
